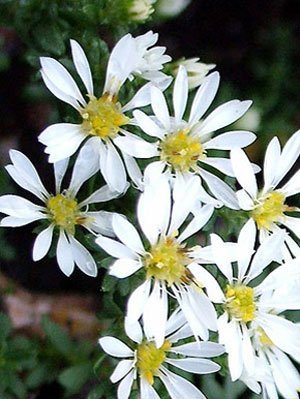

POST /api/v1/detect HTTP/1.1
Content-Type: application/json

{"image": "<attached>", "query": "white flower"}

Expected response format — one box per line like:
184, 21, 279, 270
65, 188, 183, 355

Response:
234, 107, 261, 131
99, 311, 224, 399
202, 218, 300, 394
0, 144, 121, 277
172, 57, 216, 90
96, 174, 219, 346
39, 37, 170, 193
115, 66, 257, 208
231, 130, 300, 242
156, 0, 191, 18
128, 0, 156, 21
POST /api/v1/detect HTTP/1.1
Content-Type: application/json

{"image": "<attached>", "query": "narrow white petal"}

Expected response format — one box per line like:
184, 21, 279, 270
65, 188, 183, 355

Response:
150, 86, 170, 130
188, 264, 225, 303
170, 341, 225, 358
110, 360, 134, 383
263, 137, 281, 192
40, 57, 85, 105
166, 358, 220, 374
280, 216, 300, 237
127, 280, 151, 321
202, 157, 235, 177
113, 214, 145, 254
70, 39, 93, 95
122, 153, 143, 191
124, 317, 143, 344
189, 71, 220, 126
173, 66, 188, 124
178, 204, 214, 242
95, 235, 137, 259
117, 370, 134, 399
114, 135, 158, 158
80, 185, 121, 207
237, 218, 256, 280
236, 189, 254, 210
210, 234, 233, 281
140, 378, 160, 399
47, 133, 86, 163
99, 336, 133, 358
0, 215, 44, 227
32, 224, 54, 261
54, 158, 69, 193
0, 195, 44, 217
231, 148, 258, 198
85, 210, 114, 236
56, 230, 74, 276
39, 123, 85, 146
204, 131, 256, 149
133, 110, 164, 139
110, 258, 142, 278
104, 142, 127, 193
199, 100, 252, 135
69, 235, 97, 277
280, 170, 300, 197
161, 369, 206, 399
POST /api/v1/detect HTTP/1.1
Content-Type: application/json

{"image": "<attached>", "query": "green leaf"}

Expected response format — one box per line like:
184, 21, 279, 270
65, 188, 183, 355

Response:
0, 313, 12, 344
58, 363, 92, 394
25, 364, 50, 390
41, 316, 73, 357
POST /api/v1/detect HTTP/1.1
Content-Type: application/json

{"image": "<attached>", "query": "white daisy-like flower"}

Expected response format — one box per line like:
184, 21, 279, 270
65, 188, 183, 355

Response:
96, 174, 219, 346
115, 66, 257, 208
39, 35, 170, 192
172, 57, 216, 90
0, 142, 121, 277
231, 130, 300, 241
201, 218, 300, 389
99, 311, 225, 399
128, 0, 156, 22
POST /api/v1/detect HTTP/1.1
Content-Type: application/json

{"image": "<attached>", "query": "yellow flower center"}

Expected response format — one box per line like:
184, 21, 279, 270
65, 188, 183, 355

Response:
47, 193, 83, 235
81, 94, 129, 140
251, 191, 288, 230
136, 340, 171, 385
143, 236, 191, 285
159, 129, 205, 172
225, 284, 256, 323
257, 327, 273, 347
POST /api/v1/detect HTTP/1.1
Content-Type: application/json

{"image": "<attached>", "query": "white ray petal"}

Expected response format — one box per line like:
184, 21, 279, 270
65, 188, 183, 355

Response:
150, 86, 170, 130
110, 258, 143, 278
210, 234, 233, 281
99, 336, 133, 358
80, 185, 121, 207
110, 360, 134, 383
32, 224, 54, 261
161, 369, 206, 399
0, 195, 44, 217
122, 153, 143, 191
117, 370, 134, 399
280, 170, 300, 197
237, 218, 256, 280
69, 235, 97, 277
113, 214, 145, 254
127, 280, 151, 321
204, 131, 256, 149
54, 158, 69, 193
56, 230, 74, 276
170, 341, 225, 358
103, 141, 127, 193
114, 134, 158, 158
95, 235, 137, 259
263, 137, 281, 192
231, 148, 258, 198
133, 110, 164, 139
178, 204, 214, 243
124, 317, 143, 344
70, 39, 93, 95
166, 357, 220, 374
173, 66, 188, 124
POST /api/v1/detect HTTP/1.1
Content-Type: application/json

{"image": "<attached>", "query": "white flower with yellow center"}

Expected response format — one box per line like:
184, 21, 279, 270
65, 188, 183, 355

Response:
200, 218, 300, 388
115, 66, 257, 208
99, 312, 224, 399
39, 35, 171, 193
0, 143, 121, 277
231, 130, 300, 242
172, 57, 216, 90
96, 175, 219, 346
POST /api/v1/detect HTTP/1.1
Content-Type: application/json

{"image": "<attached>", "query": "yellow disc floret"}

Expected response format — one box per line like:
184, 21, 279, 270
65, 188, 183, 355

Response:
143, 236, 191, 285
81, 94, 129, 140
47, 193, 82, 235
159, 129, 205, 172
225, 284, 256, 323
136, 340, 171, 385
251, 191, 288, 230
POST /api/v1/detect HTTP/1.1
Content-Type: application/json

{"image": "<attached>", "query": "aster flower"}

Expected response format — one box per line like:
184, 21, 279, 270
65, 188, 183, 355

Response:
99, 312, 224, 399
231, 130, 300, 241
172, 57, 216, 90
115, 66, 257, 208
201, 218, 300, 391
0, 143, 121, 277
39, 35, 170, 192
96, 174, 219, 346
128, 0, 156, 22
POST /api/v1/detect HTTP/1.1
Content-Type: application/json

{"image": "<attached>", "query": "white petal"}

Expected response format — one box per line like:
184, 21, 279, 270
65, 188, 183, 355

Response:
263, 137, 281, 192
200, 169, 240, 210
173, 66, 188, 124
161, 369, 206, 399
236, 189, 254, 210
199, 100, 252, 135
99, 336, 133, 358
40, 57, 85, 105
32, 224, 54, 261
124, 317, 143, 344
237, 218, 256, 280
56, 230, 74, 276
0, 195, 44, 218
69, 235, 97, 277
85, 210, 114, 236
70, 39, 93, 95
47, 133, 86, 163
103, 141, 127, 193
231, 148, 258, 198
133, 110, 164, 139
0, 215, 44, 227
69, 139, 99, 195
113, 214, 145, 254
178, 204, 214, 242
170, 341, 225, 358
110, 360, 134, 383
122, 153, 143, 190
150, 86, 170, 130
127, 280, 151, 321
39, 123, 85, 147
117, 370, 134, 399
140, 378, 160, 399
54, 158, 69, 193
188, 264, 225, 303
210, 234, 233, 281
204, 131, 256, 149
80, 185, 121, 207
189, 71, 220, 126
114, 134, 158, 158
95, 235, 137, 259
110, 258, 143, 278
280, 169, 300, 197
7, 150, 48, 200
202, 157, 235, 177
280, 216, 300, 237
143, 282, 168, 347
166, 357, 220, 374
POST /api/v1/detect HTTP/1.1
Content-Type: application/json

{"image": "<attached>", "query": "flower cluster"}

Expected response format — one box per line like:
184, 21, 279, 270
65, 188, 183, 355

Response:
0, 30, 299, 399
